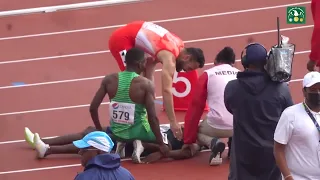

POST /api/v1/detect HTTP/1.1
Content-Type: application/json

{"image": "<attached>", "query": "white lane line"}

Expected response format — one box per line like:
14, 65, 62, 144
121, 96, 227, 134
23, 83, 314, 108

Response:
0, 136, 58, 145
0, 25, 313, 65
0, 72, 307, 117
0, 149, 218, 175
0, 1, 311, 41
0, 50, 311, 90
0, 121, 180, 145
0, 96, 161, 116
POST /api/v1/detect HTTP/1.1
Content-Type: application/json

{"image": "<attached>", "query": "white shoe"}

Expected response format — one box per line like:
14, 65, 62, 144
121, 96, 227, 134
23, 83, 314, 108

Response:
132, 140, 144, 164
33, 133, 49, 159
209, 152, 223, 166
115, 142, 126, 158
24, 127, 35, 149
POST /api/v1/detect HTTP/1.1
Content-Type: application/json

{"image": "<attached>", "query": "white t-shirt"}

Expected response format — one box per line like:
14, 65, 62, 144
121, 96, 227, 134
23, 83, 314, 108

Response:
274, 102, 320, 180
205, 64, 239, 130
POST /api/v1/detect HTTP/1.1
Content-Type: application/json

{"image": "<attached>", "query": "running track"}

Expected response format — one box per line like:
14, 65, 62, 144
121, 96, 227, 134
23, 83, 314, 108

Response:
0, 0, 313, 179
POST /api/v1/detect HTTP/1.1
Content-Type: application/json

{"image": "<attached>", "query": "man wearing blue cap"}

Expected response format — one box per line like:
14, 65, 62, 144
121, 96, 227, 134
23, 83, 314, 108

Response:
224, 43, 293, 180
73, 131, 135, 180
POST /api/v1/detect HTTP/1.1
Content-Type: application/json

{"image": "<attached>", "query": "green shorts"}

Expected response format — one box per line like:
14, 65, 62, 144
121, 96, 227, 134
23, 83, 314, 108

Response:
111, 125, 156, 142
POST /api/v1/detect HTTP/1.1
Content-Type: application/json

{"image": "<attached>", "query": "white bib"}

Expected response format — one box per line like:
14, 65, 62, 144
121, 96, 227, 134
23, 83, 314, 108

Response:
161, 132, 169, 145
109, 101, 135, 125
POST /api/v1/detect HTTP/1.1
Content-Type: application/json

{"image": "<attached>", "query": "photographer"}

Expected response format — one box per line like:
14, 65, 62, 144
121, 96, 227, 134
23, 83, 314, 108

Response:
224, 43, 293, 180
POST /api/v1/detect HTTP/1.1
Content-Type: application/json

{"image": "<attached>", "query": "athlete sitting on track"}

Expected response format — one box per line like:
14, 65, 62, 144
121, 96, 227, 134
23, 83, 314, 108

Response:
109, 21, 205, 140
24, 47, 169, 163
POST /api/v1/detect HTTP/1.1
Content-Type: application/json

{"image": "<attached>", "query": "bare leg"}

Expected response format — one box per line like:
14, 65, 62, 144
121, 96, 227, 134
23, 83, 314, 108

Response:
42, 126, 98, 146
141, 142, 164, 152
45, 144, 79, 156
143, 144, 200, 163
34, 126, 107, 158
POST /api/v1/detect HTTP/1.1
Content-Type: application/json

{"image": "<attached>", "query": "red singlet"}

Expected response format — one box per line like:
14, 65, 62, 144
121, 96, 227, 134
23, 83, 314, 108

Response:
108, 21, 184, 71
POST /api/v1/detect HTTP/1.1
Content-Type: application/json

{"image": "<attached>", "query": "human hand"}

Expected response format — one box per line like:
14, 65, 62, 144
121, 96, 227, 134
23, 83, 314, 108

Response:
182, 144, 199, 156
170, 122, 183, 140
307, 59, 316, 71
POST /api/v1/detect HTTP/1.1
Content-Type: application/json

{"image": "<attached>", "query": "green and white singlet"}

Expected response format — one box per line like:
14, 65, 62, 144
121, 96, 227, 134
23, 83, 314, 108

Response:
109, 71, 156, 142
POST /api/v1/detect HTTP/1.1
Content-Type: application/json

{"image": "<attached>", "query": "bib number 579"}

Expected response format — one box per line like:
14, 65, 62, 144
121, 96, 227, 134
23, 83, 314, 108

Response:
113, 110, 130, 120
171, 71, 191, 98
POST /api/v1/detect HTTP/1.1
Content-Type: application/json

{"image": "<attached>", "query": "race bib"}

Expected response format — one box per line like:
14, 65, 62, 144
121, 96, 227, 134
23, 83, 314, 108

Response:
118, 50, 127, 67
109, 101, 135, 125
143, 22, 168, 37
161, 132, 168, 145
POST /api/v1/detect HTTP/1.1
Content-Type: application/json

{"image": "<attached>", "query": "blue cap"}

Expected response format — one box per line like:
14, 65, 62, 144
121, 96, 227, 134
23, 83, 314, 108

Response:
73, 131, 114, 153
246, 43, 267, 64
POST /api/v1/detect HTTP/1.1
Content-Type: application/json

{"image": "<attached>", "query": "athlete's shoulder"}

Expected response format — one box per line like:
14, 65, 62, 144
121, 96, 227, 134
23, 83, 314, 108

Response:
101, 73, 118, 85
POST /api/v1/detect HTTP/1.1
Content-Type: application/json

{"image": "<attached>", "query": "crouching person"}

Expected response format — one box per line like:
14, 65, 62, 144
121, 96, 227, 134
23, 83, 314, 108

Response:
74, 131, 135, 180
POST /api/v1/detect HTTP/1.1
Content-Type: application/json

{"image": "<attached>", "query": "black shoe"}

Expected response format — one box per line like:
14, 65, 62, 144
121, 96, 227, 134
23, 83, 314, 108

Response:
209, 138, 225, 165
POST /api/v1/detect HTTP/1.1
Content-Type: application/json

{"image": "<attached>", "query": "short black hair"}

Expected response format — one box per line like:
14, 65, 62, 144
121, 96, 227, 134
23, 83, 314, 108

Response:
125, 47, 145, 66
185, 47, 205, 68
215, 46, 235, 64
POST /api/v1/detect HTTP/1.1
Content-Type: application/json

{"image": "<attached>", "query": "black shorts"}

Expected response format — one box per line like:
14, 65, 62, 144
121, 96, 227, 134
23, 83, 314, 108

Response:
165, 129, 184, 150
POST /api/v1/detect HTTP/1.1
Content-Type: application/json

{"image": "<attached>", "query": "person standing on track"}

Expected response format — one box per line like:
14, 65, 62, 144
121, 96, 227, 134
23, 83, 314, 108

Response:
24, 48, 169, 163
182, 47, 239, 166
307, 0, 320, 72
108, 21, 205, 140
224, 43, 294, 180
274, 71, 320, 180
73, 131, 135, 180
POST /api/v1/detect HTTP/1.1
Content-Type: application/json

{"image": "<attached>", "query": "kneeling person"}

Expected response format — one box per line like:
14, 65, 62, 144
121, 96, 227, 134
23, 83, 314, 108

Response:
90, 47, 169, 162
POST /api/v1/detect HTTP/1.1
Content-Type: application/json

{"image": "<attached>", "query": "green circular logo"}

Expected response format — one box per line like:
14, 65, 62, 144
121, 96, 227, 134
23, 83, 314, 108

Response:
287, 7, 305, 23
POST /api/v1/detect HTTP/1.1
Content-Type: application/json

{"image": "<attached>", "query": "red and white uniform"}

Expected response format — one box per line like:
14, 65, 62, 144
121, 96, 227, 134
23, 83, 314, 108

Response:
310, 0, 320, 66
183, 64, 239, 144
108, 21, 184, 71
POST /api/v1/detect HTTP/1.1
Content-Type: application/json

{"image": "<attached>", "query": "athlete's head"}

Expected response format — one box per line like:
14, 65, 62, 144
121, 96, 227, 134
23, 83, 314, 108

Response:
214, 46, 236, 65
176, 47, 205, 72
125, 47, 147, 74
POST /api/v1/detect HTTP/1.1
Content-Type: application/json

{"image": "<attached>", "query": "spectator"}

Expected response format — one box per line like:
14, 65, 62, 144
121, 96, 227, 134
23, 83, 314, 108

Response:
74, 131, 135, 180
307, 0, 320, 71
183, 47, 239, 165
274, 71, 320, 180
224, 43, 293, 180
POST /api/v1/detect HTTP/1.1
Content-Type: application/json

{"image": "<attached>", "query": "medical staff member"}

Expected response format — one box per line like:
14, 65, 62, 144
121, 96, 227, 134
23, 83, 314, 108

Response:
183, 47, 239, 165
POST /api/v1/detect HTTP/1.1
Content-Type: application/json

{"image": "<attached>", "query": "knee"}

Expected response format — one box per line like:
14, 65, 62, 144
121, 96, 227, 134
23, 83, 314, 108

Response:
82, 126, 96, 136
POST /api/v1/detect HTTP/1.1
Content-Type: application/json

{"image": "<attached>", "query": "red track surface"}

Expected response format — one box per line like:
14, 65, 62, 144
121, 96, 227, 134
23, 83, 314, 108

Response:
0, 0, 313, 179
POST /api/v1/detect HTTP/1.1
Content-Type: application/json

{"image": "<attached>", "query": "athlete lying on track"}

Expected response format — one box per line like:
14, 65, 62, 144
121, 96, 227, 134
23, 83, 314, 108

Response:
109, 21, 206, 140
24, 48, 169, 163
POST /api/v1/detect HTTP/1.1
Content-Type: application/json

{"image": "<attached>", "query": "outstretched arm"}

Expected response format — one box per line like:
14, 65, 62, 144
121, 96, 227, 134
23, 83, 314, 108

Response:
184, 72, 208, 144
89, 76, 109, 131
158, 52, 178, 126
144, 80, 165, 146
